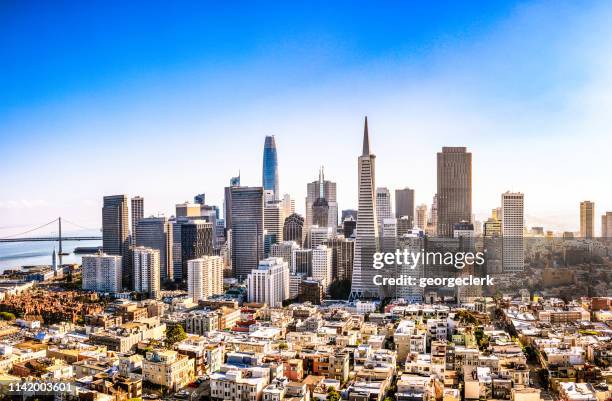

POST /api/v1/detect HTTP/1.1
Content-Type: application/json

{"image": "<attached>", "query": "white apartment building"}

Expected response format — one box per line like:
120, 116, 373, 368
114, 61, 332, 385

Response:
247, 257, 290, 307
311, 245, 333, 290
143, 349, 194, 391
82, 253, 122, 293
133, 246, 161, 299
187, 256, 224, 303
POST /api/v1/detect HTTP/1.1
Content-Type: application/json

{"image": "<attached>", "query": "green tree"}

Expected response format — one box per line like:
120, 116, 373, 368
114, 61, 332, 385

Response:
166, 324, 187, 346
0, 312, 16, 321
327, 388, 341, 401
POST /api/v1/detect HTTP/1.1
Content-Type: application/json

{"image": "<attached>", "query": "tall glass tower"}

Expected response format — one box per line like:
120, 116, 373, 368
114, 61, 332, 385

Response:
262, 135, 279, 200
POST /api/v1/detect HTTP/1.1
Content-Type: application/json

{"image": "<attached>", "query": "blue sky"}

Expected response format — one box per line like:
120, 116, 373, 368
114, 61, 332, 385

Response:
1, 1, 612, 235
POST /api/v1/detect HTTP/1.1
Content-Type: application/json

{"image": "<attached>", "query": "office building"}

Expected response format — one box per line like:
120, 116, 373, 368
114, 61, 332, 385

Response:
307, 225, 334, 249
376, 187, 393, 230
176, 202, 201, 218
437, 147, 472, 237
602, 212, 612, 238
342, 216, 357, 239
82, 253, 122, 294
133, 247, 161, 299
262, 135, 279, 200
231, 186, 264, 280
312, 245, 333, 290
580, 201, 595, 239
350, 117, 380, 299
102, 195, 130, 289
264, 202, 285, 245
181, 221, 214, 283
397, 215, 412, 237
131, 196, 144, 243
324, 236, 354, 281
135, 216, 173, 283
187, 256, 224, 303
270, 241, 300, 268
281, 194, 295, 217
396, 232, 424, 302
305, 167, 338, 230
247, 257, 289, 307
453, 221, 475, 251
502, 192, 524, 272
223, 174, 241, 230
292, 249, 312, 275
283, 213, 304, 245
415, 204, 427, 230
395, 188, 415, 226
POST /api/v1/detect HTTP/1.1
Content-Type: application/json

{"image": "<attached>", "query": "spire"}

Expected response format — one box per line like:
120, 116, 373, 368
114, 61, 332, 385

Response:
362, 116, 370, 156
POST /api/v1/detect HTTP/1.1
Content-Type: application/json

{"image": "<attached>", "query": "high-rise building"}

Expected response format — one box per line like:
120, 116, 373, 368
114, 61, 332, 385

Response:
131, 196, 144, 243
176, 202, 201, 218
415, 204, 428, 230
453, 221, 475, 251
194, 193, 206, 205
283, 213, 304, 245
580, 201, 595, 239
187, 256, 224, 303
82, 253, 122, 294
231, 186, 264, 280
502, 192, 524, 272
483, 218, 502, 238
305, 167, 338, 230
264, 203, 285, 246
381, 218, 397, 253
102, 195, 130, 289
395, 188, 415, 227
396, 231, 424, 302
312, 245, 333, 290
262, 135, 279, 200
437, 147, 472, 237
342, 216, 357, 239
324, 236, 354, 281
428, 195, 438, 235
247, 257, 289, 307
180, 221, 214, 283
223, 174, 241, 230
281, 194, 295, 217
376, 187, 393, 231
133, 247, 161, 299
350, 117, 380, 299
270, 241, 300, 268
136, 216, 173, 283
307, 225, 334, 249
602, 212, 612, 238
292, 249, 312, 275
397, 216, 412, 237
341, 209, 358, 221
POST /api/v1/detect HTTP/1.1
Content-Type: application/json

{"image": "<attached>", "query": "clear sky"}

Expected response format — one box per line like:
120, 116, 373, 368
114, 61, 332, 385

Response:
2, 1, 612, 236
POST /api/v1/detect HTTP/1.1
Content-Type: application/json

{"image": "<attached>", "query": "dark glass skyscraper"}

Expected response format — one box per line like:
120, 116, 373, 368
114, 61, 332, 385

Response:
262, 135, 279, 200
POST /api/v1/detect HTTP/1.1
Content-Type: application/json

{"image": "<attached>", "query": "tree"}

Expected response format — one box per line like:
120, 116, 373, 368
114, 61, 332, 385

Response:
166, 324, 187, 346
0, 312, 15, 321
327, 388, 341, 401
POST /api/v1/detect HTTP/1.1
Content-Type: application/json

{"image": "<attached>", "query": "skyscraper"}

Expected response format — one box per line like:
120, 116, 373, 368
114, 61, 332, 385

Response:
224, 173, 241, 230
415, 204, 428, 230
437, 147, 472, 237
580, 201, 595, 239
264, 202, 285, 246
102, 195, 130, 289
133, 246, 161, 299
350, 117, 380, 299
262, 135, 279, 200
131, 196, 144, 243
376, 187, 393, 231
187, 256, 224, 303
180, 220, 214, 283
395, 188, 415, 226
135, 216, 173, 283
502, 191, 524, 272
283, 213, 304, 245
602, 212, 612, 238
305, 167, 338, 230
231, 186, 264, 280
324, 236, 354, 281
312, 245, 333, 291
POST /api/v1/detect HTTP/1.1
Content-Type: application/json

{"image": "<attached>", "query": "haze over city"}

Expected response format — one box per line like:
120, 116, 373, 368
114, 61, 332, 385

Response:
2, 1, 612, 234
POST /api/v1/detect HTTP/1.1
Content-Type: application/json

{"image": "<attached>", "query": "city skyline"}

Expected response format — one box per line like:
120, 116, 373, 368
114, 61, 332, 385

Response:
3, 2, 612, 234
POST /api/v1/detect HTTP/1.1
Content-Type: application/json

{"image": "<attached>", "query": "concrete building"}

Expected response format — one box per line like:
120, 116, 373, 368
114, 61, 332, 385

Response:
305, 167, 338, 231
502, 192, 524, 272
135, 216, 173, 283
133, 247, 160, 299
181, 220, 214, 284
82, 253, 122, 293
437, 147, 472, 237
102, 195, 130, 289
395, 188, 415, 227
415, 204, 428, 231
283, 213, 304, 245
312, 245, 333, 290
187, 256, 224, 303
247, 257, 290, 307
130, 196, 144, 243
143, 349, 194, 391
351, 117, 380, 299
580, 201, 595, 239
231, 186, 264, 281
376, 187, 393, 231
